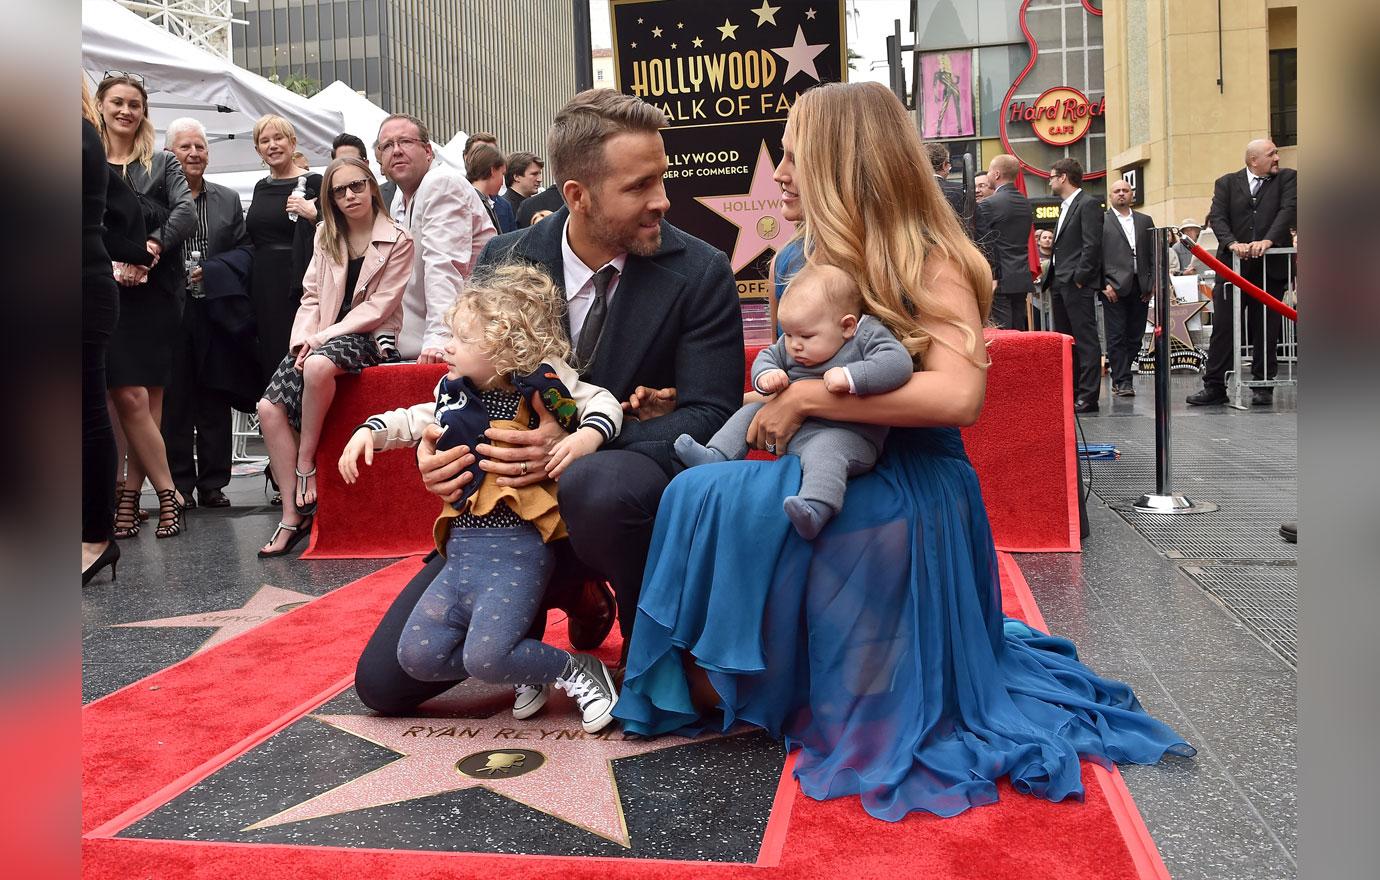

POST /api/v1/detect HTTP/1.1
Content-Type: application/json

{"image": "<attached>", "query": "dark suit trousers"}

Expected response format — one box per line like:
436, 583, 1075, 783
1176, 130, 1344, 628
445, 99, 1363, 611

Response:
1203, 267, 1285, 389
990, 292, 1029, 331
1100, 278, 1149, 388
83, 278, 120, 543
163, 299, 233, 495
1051, 283, 1101, 405
354, 448, 669, 715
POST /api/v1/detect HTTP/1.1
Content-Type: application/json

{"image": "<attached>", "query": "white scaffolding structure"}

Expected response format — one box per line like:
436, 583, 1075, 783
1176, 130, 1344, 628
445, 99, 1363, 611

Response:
116, 0, 246, 61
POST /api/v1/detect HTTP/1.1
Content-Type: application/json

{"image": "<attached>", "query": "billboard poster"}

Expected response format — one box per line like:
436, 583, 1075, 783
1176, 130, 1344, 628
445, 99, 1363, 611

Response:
610, 0, 846, 344
919, 50, 975, 139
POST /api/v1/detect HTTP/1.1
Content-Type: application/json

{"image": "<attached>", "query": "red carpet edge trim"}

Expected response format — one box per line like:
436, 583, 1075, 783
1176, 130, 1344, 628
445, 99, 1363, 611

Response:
1060, 336, 1083, 551
755, 749, 800, 867
998, 551, 1172, 880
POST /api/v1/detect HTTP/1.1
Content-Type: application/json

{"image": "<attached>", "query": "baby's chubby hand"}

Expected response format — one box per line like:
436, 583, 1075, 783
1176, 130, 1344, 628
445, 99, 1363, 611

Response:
548, 426, 604, 479
755, 369, 790, 395
823, 367, 852, 394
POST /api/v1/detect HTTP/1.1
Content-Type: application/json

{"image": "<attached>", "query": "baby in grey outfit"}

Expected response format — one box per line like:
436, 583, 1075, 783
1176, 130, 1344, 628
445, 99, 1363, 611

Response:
675, 262, 914, 539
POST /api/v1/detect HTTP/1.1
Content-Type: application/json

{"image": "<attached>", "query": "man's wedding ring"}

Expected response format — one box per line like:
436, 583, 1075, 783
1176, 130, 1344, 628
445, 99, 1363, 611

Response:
766, 443, 777, 454
519, 461, 529, 476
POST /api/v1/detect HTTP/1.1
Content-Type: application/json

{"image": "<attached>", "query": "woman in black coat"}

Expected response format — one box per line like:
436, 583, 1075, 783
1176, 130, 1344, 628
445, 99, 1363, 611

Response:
96, 72, 195, 540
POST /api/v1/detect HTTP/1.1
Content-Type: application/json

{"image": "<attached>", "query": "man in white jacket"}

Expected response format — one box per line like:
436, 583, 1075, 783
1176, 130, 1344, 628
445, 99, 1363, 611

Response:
375, 114, 496, 363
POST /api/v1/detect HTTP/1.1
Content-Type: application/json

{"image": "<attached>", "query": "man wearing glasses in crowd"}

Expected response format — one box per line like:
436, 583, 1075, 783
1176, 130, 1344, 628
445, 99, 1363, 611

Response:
374, 115, 495, 363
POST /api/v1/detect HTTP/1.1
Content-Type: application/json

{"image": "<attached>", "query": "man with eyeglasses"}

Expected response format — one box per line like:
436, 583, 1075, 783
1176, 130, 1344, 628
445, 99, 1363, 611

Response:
374, 114, 495, 363
1041, 157, 1104, 413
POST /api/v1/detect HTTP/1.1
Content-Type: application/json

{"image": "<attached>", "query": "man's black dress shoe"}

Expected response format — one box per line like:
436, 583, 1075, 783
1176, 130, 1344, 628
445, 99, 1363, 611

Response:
200, 488, 231, 508
1074, 400, 1099, 414
1186, 387, 1228, 406
179, 491, 197, 510
1279, 522, 1297, 543
1251, 387, 1275, 406
565, 580, 617, 651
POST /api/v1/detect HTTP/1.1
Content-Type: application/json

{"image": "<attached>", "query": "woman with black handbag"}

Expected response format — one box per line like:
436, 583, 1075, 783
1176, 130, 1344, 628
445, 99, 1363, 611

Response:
96, 72, 195, 540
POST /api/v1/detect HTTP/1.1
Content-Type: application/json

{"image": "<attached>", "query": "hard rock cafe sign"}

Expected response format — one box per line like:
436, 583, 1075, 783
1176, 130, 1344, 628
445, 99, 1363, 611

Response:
1007, 87, 1105, 148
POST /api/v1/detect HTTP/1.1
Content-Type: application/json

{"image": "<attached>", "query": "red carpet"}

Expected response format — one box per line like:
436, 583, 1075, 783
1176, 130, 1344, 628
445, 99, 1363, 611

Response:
82, 555, 1167, 880
306, 332, 1079, 559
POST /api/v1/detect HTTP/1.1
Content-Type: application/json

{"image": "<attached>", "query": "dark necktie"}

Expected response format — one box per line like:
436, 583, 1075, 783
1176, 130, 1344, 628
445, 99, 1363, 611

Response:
1250, 175, 1263, 196
575, 265, 617, 367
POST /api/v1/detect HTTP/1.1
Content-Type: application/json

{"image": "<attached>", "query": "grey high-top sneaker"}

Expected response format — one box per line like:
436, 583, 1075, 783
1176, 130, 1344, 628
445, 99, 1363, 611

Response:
513, 683, 549, 720
555, 653, 619, 733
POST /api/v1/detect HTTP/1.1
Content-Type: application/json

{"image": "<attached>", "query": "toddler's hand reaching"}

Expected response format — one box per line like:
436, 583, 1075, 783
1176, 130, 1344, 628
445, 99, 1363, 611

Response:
756, 369, 790, 395
338, 427, 374, 484
823, 367, 852, 394
548, 427, 603, 479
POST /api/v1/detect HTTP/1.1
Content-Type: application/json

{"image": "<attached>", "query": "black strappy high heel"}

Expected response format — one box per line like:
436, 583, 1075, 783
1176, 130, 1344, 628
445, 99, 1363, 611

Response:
113, 488, 141, 539
154, 489, 187, 539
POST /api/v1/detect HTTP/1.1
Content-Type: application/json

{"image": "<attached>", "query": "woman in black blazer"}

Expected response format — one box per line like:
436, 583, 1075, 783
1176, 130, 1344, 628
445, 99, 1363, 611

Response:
96, 72, 195, 540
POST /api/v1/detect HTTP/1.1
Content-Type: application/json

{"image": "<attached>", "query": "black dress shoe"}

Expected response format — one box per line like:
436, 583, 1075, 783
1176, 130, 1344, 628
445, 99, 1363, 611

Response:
1074, 400, 1099, 414
199, 488, 231, 508
565, 580, 617, 651
180, 491, 197, 510
1279, 522, 1297, 543
1251, 388, 1275, 406
1186, 387, 1228, 406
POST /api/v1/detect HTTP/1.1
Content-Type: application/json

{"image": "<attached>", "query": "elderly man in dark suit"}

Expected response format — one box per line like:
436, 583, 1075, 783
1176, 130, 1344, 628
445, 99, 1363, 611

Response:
1101, 178, 1155, 398
978, 154, 1035, 330
161, 118, 250, 509
1187, 139, 1298, 406
354, 90, 744, 715
1041, 157, 1104, 413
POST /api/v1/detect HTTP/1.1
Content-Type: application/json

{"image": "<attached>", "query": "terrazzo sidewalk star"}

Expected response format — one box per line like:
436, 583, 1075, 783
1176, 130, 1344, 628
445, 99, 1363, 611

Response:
244, 713, 724, 846
112, 584, 315, 654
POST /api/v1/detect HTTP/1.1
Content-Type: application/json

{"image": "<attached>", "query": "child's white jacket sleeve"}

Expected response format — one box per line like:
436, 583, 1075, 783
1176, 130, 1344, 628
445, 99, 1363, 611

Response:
359, 380, 442, 451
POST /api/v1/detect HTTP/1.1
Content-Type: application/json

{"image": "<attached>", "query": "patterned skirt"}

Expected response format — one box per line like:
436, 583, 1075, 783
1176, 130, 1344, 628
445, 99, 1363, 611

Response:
263, 333, 380, 431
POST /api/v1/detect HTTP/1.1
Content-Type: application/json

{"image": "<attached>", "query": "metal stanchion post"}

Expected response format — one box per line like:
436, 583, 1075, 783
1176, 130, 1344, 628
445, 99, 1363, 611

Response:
1130, 228, 1218, 514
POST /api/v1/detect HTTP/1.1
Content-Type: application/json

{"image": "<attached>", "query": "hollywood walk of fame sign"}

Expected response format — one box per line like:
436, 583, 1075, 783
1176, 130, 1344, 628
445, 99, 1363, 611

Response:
1135, 293, 1209, 374
113, 584, 316, 654
244, 713, 727, 847
611, 0, 845, 334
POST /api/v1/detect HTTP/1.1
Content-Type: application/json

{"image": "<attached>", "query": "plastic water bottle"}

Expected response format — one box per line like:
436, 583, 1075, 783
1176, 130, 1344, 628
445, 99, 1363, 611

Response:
185, 250, 202, 297
287, 176, 307, 222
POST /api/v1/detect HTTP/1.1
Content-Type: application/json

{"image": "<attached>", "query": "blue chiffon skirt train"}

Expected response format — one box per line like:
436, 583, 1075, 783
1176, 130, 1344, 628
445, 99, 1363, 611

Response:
613, 427, 1193, 820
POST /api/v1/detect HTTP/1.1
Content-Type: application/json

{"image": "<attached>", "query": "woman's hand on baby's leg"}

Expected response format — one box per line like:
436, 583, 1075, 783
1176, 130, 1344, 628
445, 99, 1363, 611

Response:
338, 427, 374, 484
548, 427, 604, 480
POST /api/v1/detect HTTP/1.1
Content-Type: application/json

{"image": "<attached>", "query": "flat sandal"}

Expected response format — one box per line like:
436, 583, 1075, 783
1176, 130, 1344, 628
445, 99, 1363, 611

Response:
257, 515, 313, 559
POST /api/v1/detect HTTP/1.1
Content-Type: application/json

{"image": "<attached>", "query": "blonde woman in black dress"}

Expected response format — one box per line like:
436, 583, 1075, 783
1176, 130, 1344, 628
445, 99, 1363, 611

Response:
97, 72, 195, 540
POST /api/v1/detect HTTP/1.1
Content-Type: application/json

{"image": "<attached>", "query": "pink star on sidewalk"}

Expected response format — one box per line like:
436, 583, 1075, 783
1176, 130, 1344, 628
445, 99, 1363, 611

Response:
771, 25, 828, 85
113, 584, 315, 654
695, 142, 797, 274
245, 713, 725, 846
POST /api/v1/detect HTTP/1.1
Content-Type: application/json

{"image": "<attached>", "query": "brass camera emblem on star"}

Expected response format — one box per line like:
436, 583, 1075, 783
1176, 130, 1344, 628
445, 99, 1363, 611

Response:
756, 216, 779, 240
456, 749, 546, 779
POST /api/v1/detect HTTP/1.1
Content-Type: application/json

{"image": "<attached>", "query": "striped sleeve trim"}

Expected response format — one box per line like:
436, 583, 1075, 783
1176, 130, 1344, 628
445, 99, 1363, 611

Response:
580, 412, 616, 444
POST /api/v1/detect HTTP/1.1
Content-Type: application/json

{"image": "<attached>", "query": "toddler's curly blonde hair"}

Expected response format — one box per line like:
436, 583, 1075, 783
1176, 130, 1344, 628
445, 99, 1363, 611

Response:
445, 263, 571, 377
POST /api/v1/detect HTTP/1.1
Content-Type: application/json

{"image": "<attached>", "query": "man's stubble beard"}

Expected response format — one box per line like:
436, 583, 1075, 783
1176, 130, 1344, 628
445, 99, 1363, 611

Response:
589, 196, 661, 258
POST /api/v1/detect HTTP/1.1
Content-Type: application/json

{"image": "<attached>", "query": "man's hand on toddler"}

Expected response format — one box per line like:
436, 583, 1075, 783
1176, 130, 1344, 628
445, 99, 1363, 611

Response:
548, 426, 603, 479
477, 392, 568, 488
417, 423, 477, 504
823, 367, 852, 394
338, 427, 375, 484
623, 385, 677, 420
755, 370, 790, 395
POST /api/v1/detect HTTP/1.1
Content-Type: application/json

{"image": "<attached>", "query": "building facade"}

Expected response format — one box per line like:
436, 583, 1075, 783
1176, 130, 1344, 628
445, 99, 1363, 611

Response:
1103, 0, 1299, 228
233, 0, 577, 154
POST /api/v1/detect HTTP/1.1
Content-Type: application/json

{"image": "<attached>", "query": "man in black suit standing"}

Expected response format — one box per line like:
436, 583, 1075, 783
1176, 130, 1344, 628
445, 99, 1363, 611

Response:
354, 90, 744, 714
1187, 139, 1298, 406
162, 118, 250, 509
1101, 178, 1155, 398
1042, 157, 1104, 412
979, 154, 1035, 329
925, 142, 968, 226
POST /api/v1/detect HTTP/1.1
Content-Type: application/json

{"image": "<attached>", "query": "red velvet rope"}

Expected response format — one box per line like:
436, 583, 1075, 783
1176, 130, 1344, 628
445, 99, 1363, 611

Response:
1182, 238, 1299, 322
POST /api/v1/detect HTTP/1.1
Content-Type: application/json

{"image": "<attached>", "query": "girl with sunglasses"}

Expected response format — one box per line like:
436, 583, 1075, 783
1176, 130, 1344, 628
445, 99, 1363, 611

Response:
255, 157, 413, 556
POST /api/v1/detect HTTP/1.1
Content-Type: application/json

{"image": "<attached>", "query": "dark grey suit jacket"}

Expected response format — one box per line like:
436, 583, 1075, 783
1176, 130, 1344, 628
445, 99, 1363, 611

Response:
977, 184, 1034, 294
1043, 190, 1103, 291
476, 206, 744, 473
1102, 209, 1154, 295
202, 181, 250, 256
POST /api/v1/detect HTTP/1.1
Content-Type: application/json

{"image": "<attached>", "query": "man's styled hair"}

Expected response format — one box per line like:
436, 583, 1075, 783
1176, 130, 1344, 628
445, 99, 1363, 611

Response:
375, 113, 430, 148
547, 89, 667, 186
504, 151, 543, 186
923, 142, 951, 174
164, 117, 207, 149
1050, 157, 1084, 187
465, 143, 506, 183
464, 131, 498, 158
332, 132, 367, 158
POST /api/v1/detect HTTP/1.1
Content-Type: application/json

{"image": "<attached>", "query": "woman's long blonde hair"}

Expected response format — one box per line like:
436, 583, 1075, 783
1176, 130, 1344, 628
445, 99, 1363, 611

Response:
786, 81, 992, 367
95, 74, 156, 173
316, 157, 387, 264
81, 76, 100, 127
446, 264, 571, 377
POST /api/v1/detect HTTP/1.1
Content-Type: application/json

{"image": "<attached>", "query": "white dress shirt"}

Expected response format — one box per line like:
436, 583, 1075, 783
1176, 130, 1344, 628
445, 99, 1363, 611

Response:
561, 219, 627, 345
1054, 187, 1082, 241
1113, 208, 1137, 269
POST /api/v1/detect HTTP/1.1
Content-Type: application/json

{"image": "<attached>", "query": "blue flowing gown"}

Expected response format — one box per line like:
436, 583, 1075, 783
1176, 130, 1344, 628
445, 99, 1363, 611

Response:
612, 244, 1193, 820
